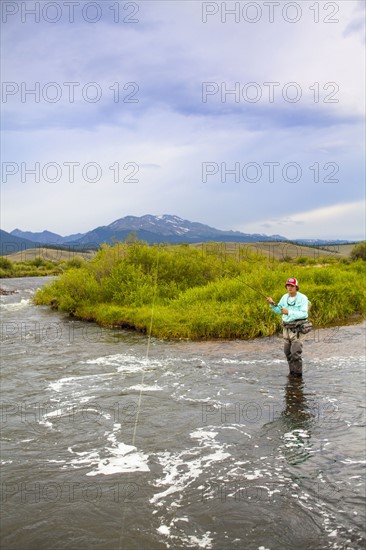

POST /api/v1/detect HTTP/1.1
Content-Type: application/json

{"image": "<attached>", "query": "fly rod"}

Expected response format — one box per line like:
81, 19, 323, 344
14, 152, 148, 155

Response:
222, 271, 278, 306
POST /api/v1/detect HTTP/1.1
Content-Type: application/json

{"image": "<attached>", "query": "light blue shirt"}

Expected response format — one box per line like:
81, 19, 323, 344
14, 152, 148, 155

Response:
270, 291, 309, 323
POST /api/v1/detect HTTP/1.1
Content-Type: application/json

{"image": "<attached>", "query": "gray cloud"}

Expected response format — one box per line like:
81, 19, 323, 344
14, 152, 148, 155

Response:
1, 0, 365, 240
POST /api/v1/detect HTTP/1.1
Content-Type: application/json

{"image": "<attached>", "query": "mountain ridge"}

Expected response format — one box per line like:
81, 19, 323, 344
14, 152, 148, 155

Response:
10, 214, 288, 246
3, 214, 359, 255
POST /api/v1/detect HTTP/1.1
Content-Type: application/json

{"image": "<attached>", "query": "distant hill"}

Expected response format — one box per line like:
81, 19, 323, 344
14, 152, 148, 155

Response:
0, 229, 38, 255
11, 228, 85, 245
9, 214, 287, 247
0, 229, 94, 257
4, 247, 96, 262
5, 214, 362, 252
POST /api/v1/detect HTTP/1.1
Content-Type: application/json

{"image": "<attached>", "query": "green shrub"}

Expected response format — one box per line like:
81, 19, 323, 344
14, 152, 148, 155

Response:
36, 267, 101, 313
0, 257, 13, 270
30, 257, 47, 267
295, 256, 316, 265
350, 242, 366, 261
64, 256, 85, 269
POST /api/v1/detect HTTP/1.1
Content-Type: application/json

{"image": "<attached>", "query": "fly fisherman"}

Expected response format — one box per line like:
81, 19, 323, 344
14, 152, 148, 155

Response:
266, 278, 310, 377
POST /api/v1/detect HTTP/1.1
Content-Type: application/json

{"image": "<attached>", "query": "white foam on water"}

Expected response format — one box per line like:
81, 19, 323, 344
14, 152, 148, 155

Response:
49, 379, 67, 392
221, 358, 279, 366
65, 420, 149, 475
87, 442, 150, 476
243, 469, 264, 481
162, 370, 186, 378
340, 459, 366, 465
92, 422, 150, 475
38, 403, 111, 429
43, 408, 67, 419
127, 384, 163, 392
0, 299, 30, 310
150, 427, 231, 508
116, 364, 145, 374
48, 372, 116, 392
186, 533, 213, 548
64, 449, 100, 469
84, 353, 163, 373
80, 396, 96, 403
219, 425, 246, 431
157, 525, 171, 536
156, 521, 213, 549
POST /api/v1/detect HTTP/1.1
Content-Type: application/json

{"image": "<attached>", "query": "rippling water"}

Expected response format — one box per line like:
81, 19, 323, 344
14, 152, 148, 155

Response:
1, 277, 365, 549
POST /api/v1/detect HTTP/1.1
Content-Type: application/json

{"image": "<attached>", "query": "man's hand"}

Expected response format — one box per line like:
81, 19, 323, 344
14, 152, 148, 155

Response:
281, 308, 289, 314
266, 297, 275, 305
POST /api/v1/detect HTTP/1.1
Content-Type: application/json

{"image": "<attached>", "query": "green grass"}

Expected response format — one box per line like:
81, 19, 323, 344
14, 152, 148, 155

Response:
33, 241, 366, 340
0, 255, 88, 278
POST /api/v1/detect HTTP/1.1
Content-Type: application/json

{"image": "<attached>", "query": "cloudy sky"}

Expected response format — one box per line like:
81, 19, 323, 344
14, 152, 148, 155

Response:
1, 0, 365, 239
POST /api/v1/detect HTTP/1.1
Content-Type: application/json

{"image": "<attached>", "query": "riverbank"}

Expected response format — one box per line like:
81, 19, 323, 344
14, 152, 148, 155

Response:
33, 242, 366, 340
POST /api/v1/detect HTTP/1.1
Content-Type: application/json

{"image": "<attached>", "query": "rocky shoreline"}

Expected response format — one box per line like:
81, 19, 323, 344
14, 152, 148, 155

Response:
0, 288, 18, 295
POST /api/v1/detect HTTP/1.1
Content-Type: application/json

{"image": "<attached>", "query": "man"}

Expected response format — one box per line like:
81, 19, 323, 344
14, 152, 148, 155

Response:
266, 277, 309, 377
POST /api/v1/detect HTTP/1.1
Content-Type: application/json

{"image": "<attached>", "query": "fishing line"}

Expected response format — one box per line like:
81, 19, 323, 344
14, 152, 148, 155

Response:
119, 246, 160, 550
132, 248, 160, 446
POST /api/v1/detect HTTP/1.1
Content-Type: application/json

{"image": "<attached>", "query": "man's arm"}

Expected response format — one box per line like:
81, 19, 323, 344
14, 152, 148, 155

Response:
267, 295, 285, 315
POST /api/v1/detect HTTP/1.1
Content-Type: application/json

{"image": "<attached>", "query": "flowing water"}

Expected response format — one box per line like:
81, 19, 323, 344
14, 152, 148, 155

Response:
1, 277, 365, 550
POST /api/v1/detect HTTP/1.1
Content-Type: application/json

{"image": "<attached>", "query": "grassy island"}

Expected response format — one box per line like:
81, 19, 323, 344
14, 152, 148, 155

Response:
33, 241, 366, 340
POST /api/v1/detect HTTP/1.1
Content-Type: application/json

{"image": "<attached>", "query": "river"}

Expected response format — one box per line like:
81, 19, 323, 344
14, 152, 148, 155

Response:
1, 277, 365, 550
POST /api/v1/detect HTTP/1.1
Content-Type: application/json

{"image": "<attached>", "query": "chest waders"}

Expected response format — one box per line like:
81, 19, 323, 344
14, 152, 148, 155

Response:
282, 320, 308, 376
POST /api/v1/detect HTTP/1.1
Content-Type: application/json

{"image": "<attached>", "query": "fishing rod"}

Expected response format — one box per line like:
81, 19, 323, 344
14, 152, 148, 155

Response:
221, 271, 278, 306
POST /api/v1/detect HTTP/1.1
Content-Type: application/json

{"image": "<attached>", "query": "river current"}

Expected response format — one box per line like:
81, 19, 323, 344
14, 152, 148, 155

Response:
1, 277, 365, 550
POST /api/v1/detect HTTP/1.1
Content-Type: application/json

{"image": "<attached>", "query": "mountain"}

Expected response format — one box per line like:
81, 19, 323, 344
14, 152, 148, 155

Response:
4, 215, 360, 253
11, 229, 86, 245
8, 215, 287, 247
0, 229, 38, 255
66, 214, 288, 245
0, 229, 90, 256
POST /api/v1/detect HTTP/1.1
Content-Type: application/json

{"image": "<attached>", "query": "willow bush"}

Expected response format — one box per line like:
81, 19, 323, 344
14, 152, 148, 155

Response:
34, 241, 366, 340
